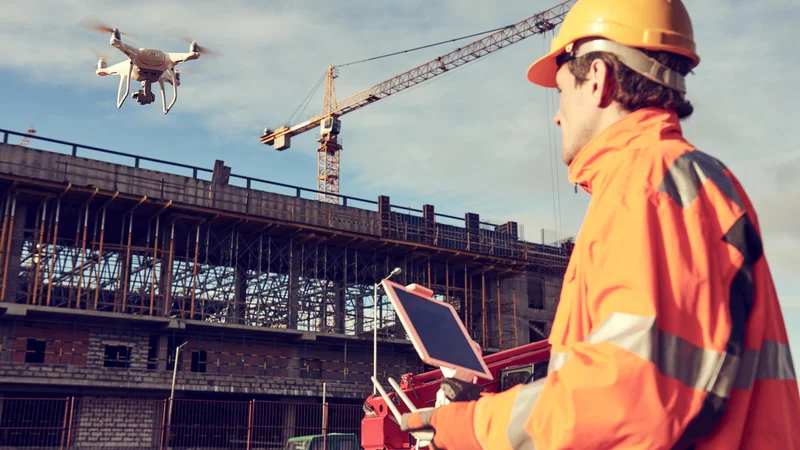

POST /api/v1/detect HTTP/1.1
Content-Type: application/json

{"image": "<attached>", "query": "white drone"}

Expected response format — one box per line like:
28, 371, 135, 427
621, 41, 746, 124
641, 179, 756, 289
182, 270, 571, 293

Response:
81, 19, 213, 115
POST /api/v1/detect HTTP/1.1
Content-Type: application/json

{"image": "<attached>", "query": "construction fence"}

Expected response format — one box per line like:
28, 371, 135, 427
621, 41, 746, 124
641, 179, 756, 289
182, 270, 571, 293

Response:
0, 396, 363, 449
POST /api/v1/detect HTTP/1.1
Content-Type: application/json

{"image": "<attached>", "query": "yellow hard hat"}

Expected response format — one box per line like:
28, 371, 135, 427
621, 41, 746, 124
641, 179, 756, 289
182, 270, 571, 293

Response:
527, 0, 700, 91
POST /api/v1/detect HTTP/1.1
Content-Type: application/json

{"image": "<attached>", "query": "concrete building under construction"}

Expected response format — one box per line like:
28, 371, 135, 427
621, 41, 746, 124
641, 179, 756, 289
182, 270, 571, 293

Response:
0, 127, 572, 448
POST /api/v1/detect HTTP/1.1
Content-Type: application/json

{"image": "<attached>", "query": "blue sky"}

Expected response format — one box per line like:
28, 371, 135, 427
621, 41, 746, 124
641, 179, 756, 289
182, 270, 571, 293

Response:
1, 0, 798, 373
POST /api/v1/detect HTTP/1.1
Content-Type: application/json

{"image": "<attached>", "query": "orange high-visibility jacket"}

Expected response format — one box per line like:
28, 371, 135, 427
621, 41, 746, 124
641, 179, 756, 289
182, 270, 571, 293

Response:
443, 107, 800, 449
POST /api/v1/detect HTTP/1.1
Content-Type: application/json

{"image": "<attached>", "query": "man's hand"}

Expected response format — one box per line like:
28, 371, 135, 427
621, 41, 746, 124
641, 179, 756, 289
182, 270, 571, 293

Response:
399, 400, 483, 449
440, 378, 484, 402
400, 407, 439, 449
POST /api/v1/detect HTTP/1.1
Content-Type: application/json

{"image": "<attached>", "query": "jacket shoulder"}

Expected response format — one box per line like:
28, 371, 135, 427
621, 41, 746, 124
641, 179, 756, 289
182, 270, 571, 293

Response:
627, 144, 747, 212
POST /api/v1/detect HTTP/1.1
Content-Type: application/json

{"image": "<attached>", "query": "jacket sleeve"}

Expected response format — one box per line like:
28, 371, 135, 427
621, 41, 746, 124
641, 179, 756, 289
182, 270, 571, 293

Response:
430, 182, 755, 449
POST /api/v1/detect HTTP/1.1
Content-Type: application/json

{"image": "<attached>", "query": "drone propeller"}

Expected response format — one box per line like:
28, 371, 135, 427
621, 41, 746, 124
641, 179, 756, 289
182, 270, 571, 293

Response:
166, 27, 218, 56
77, 16, 140, 44
77, 17, 122, 35
90, 49, 113, 69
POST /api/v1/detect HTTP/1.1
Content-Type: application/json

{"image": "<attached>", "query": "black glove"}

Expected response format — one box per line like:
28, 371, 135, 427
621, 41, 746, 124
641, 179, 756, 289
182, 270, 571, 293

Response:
400, 407, 439, 449
440, 378, 484, 402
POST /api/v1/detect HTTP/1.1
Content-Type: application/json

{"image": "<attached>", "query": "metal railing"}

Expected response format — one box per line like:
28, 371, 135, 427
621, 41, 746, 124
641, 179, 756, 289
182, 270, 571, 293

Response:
0, 127, 500, 226
0, 397, 362, 449
0, 129, 573, 271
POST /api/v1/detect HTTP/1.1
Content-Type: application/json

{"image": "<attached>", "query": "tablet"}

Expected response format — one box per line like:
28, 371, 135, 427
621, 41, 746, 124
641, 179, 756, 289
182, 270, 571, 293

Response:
381, 280, 493, 381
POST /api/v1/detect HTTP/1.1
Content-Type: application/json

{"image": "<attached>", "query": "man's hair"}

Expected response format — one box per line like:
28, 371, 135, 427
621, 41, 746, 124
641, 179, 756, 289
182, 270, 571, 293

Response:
568, 49, 694, 119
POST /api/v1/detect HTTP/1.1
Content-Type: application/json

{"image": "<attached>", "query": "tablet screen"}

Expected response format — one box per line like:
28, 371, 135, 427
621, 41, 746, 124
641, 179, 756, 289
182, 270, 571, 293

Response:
391, 287, 486, 374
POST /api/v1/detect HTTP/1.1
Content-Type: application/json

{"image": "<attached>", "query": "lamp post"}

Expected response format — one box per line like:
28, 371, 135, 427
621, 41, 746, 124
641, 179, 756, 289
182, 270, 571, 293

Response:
166, 341, 187, 447
374, 267, 402, 394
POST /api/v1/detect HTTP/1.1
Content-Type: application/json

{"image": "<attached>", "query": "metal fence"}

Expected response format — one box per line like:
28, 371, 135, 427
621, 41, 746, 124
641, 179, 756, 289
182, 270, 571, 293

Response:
0, 397, 362, 449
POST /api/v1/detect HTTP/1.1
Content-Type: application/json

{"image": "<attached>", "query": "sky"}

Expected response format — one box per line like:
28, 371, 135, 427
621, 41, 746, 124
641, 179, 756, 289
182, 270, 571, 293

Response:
0, 1, 798, 376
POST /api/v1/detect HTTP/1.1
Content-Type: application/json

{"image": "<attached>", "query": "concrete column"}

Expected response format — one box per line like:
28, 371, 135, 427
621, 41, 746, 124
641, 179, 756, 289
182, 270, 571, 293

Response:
233, 265, 247, 325
354, 295, 364, 334
0, 323, 11, 363
333, 281, 345, 333
501, 273, 562, 346
158, 335, 169, 371
500, 274, 528, 347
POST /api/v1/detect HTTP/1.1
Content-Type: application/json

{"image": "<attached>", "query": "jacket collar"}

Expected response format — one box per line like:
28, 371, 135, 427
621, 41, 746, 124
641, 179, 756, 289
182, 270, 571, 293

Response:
567, 107, 684, 194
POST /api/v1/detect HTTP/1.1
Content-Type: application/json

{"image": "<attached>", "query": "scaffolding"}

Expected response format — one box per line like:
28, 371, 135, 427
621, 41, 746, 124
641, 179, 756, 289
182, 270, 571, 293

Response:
0, 127, 571, 350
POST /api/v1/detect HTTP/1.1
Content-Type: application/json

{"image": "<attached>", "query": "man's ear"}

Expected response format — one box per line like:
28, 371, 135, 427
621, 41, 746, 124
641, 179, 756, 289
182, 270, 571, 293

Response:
587, 58, 613, 107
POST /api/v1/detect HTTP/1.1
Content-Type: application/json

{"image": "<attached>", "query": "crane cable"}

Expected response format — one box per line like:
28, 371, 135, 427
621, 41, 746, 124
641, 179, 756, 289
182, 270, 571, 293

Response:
543, 31, 564, 243
334, 24, 515, 68
284, 24, 512, 126
285, 71, 327, 126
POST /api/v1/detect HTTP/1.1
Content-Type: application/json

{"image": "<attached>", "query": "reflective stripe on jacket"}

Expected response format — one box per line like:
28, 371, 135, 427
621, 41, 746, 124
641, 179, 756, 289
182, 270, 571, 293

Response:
465, 107, 800, 449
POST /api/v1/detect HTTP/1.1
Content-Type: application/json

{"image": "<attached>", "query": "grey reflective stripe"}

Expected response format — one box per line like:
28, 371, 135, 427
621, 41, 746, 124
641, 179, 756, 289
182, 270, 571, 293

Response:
547, 317, 795, 393
658, 150, 743, 209
546, 313, 737, 397
505, 378, 544, 450
734, 340, 798, 390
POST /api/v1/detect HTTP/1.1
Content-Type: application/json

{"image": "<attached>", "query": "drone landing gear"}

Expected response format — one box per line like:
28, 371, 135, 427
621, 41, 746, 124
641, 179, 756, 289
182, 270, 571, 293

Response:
132, 80, 155, 105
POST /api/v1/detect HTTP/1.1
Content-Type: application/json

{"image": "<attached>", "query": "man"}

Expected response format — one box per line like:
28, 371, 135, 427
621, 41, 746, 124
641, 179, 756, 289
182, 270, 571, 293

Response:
401, 0, 800, 448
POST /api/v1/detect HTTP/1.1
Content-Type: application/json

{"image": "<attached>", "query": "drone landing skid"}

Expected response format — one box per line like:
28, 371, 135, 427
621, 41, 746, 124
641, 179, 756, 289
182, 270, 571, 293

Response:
158, 70, 178, 115
116, 62, 133, 109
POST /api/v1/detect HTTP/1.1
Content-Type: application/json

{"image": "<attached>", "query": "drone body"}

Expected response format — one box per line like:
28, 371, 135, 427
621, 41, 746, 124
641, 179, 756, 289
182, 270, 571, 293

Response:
92, 27, 203, 115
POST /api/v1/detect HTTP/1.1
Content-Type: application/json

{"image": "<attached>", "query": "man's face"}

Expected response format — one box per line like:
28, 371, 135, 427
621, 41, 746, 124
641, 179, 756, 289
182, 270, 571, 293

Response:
552, 62, 601, 166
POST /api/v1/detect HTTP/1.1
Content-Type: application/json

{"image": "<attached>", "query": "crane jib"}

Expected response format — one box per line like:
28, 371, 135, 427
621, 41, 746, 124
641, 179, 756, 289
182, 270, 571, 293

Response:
259, 0, 576, 201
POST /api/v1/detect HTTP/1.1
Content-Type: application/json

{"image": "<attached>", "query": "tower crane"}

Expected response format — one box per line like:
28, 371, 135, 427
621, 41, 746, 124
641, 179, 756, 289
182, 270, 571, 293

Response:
259, 0, 575, 204
18, 125, 36, 147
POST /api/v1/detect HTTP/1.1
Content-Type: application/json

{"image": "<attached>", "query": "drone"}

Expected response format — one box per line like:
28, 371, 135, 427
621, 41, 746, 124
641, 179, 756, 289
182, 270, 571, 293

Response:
81, 19, 213, 115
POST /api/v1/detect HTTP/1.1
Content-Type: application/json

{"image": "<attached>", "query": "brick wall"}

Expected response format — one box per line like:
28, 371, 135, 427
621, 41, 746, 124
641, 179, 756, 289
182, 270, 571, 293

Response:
70, 398, 164, 449
0, 320, 421, 400
9, 322, 89, 366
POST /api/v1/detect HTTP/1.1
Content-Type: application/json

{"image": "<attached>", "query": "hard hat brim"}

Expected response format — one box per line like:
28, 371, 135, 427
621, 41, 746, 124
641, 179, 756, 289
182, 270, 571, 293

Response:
526, 49, 560, 88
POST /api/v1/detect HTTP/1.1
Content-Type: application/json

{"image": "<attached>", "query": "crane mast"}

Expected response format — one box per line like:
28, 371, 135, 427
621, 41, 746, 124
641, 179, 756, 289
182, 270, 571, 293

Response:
260, 0, 575, 203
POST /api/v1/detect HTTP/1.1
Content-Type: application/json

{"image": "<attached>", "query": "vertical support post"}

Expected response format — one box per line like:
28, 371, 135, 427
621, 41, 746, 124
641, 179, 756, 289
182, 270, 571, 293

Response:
166, 342, 187, 448
322, 382, 328, 449
65, 396, 76, 449
481, 272, 487, 348
0, 192, 10, 289
464, 267, 469, 335
121, 213, 133, 313
112, 214, 126, 312
67, 208, 81, 308
189, 226, 200, 319
246, 399, 254, 450
149, 215, 160, 316
512, 289, 518, 347
496, 277, 502, 349
164, 221, 175, 317
445, 262, 449, 305
59, 396, 70, 450
159, 399, 167, 450
31, 201, 47, 306
47, 199, 61, 306
427, 260, 431, 290
1, 195, 16, 302
93, 207, 106, 310
75, 206, 89, 309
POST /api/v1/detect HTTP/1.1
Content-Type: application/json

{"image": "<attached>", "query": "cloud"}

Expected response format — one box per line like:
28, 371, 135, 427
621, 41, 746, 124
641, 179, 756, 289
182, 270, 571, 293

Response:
0, 0, 798, 314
